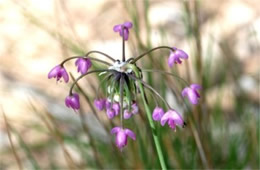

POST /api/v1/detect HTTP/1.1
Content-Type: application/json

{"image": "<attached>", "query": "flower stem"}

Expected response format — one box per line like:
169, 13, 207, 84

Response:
138, 82, 167, 170
122, 26, 126, 62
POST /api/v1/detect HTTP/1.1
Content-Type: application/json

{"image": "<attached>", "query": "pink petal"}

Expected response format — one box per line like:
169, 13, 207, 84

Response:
111, 127, 121, 134
131, 103, 138, 114
124, 22, 133, 28
168, 110, 184, 126
190, 84, 202, 90
112, 103, 120, 115
116, 130, 127, 148
123, 29, 129, 40
61, 68, 69, 83
113, 24, 121, 32
176, 49, 188, 59
106, 108, 115, 119
168, 53, 175, 68
124, 110, 132, 119
168, 119, 176, 129
152, 107, 164, 121
160, 111, 171, 126
187, 90, 199, 105
181, 87, 189, 97
65, 96, 71, 108
48, 65, 61, 79
125, 129, 136, 140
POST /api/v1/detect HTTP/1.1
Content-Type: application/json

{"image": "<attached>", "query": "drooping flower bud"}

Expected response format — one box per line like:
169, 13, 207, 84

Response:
75, 58, 92, 74
182, 84, 201, 105
65, 93, 80, 110
152, 107, 164, 121
48, 65, 69, 83
168, 47, 188, 68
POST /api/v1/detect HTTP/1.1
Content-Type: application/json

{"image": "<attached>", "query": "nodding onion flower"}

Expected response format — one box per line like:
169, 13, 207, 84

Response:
48, 21, 201, 149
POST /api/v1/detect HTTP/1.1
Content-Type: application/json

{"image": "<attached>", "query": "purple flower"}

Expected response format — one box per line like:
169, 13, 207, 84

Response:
65, 93, 80, 110
168, 47, 188, 67
131, 102, 138, 114
48, 65, 69, 83
111, 126, 136, 149
113, 21, 133, 40
152, 107, 164, 121
112, 103, 120, 115
94, 99, 106, 110
161, 110, 184, 130
182, 84, 201, 105
123, 102, 139, 119
105, 100, 112, 109
75, 58, 92, 74
106, 108, 116, 119
123, 110, 132, 119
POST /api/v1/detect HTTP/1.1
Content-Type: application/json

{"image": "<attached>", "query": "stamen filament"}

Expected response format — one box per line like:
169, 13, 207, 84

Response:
119, 73, 125, 128
85, 50, 116, 62
131, 46, 175, 63
142, 69, 189, 86
95, 74, 113, 99
128, 74, 171, 109
61, 56, 112, 66
69, 69, 114, 95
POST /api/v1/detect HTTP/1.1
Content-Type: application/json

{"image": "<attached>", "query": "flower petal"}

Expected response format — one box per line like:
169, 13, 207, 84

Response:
187, 90, 199, 105
113, 24, 121, 32
70, 94, 80, 110
48, 65, 61, 79
168, 110, 184, 126
190, 84, 202, 90
168, 119, 176, 129
124, 110, 132, 119
176, 49, 188, 59
125, 129, 136, 140
106, 108, 115, 119
61, 68, 69, 83
168, 53, 175, 68
111, 127, 121, 134
123, 29, 129, 40
152, 107, 164, 121
94, 99, 105, 110
116, 130, 127, 148
124, 22, 133, 28
131, 103, 138, 114
181, 87, 189, 97
160, 111, 171, 126
112, 103, 120, 115
65, 96, 71, 108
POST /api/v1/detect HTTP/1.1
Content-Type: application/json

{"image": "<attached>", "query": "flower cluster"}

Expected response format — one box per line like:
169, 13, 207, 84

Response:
48, 21, 201, 150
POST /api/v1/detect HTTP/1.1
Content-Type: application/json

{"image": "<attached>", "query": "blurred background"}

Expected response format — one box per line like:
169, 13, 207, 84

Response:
0, 0, 259, 169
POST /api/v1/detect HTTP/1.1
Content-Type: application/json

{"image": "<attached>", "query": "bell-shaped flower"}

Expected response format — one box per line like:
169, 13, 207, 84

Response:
48, 65, 69, 83
111, 126, 136, 149
94, 99, 106, 111
112, 103, 120, 116
131, 102, 138, 114
123, 102, 139, 119
113, 21, 133, 40
182, 84, 201, 105
65, 93, 80, 110
123, 110, 132, 119
161, 110, 184, 130
152, 107, 164, 121
105, 100, 112, 109
75, 58, 92, 74
106, 108, 116, 119
168, 47, 188, 67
